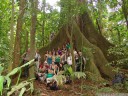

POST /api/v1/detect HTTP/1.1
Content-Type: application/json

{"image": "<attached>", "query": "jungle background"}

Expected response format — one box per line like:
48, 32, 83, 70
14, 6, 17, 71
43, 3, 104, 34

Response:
0, 0, 128, 96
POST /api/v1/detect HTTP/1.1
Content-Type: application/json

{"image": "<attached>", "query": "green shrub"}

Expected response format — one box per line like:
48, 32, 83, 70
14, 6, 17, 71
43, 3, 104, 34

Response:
124, 79, 128, 91
0, 59, 34, 96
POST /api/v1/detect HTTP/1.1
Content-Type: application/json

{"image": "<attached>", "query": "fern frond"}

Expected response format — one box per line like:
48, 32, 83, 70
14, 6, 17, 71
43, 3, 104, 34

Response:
53, 75, 66, 85
73, 72, 86, 79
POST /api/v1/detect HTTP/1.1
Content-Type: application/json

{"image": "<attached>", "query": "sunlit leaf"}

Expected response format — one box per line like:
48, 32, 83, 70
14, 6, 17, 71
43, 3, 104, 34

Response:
19, 87, 26, 96
0, 76, 4, 95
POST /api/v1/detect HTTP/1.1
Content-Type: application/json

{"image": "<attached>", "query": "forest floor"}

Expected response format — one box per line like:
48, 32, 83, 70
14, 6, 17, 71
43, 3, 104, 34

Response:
31, 79, 124, 96
33, 79, 96, 96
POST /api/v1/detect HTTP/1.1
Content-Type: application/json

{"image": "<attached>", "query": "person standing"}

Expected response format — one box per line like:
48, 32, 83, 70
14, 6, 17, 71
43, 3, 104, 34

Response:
22, 48, 31, 77
47, 51, 52, 66
77, 51, 86, 72
35, 49, 41, 73
67, 53, 72, 66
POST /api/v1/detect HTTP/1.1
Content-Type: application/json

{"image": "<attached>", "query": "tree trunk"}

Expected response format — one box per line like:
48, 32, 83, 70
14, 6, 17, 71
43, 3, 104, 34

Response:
25, 30, 29, 51
8, 0, 15, 72
39, 20, 115, 79
79, 12, 114, 61
29, 0, 38, 78
122, 0, 128, 30
39, 0, 116, 80
13, 0, 25, 68
96, 18, 102, 35
42, 0, 46, 46
116, 27, 121, 45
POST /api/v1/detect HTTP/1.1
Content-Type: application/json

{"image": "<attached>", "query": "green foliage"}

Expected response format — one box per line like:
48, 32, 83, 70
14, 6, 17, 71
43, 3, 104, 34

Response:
0, 65, 4, 75
73, 72, 86, 79
124, 79, 128, 90
53, 75, 66, 85
7, 79, 34, 96
0, 0, 11, 65
82, 85, 115, 94
108, 45, 128, 69
53, 64, 86, 85
85, 71, 104, 82
4, 76, 11, 88
36, 4, 60, 47
0, 59, 34, 96
96, 87, 114, 93
0, 76, 4, 95
113, 83, 124, 90
19, 87, 26, 96
59, 0, 87, 27
63, 64, 72, 76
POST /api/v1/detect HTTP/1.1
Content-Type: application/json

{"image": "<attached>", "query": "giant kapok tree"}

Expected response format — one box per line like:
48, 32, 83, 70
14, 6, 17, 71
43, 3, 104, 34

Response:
39, 0, 116, 81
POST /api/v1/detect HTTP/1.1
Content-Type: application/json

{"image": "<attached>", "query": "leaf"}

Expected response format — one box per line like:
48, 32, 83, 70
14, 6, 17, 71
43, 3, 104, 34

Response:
0, 76, 4, 95
57, 71, 64, 75
20, 59, 34, 68
7, 59, 34, 77
73, 72, 86, 79
0, 65, 4, 75
7, 81, 30, 96
53, 75, 66, 85
30, 82, 34, 93
4, 76, 11, 88
67, 66, 73, 74
19, 87, 26, 96
7, 67, 20, 77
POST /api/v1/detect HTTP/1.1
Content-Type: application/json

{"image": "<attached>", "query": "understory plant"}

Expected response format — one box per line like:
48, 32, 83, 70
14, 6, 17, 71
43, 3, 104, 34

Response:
107, 45, 128, 69
107, 45, 128, 91
0, 59, 34, 96
53, 64, 86, 85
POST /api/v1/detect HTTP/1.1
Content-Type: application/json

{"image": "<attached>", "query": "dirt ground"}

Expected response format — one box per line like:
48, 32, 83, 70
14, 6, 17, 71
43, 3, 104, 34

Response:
33, 79, 99, 96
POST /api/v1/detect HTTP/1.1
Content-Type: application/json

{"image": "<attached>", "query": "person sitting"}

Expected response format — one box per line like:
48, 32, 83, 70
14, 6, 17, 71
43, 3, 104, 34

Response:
46, 69, 54, 85
35, 61, 47, 82
59, 62, 64, 71
46, 62, 57, 85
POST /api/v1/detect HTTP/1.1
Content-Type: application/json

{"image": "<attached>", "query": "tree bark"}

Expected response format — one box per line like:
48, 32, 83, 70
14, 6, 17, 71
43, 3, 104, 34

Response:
42, 0, 46, 46
79, 12, 114, 61
9, 0, 15, 72
39, 21, 115, 79
13, 0, 25, 68
122, 0, 128, 30
29, 0, 38, 78
25, 30, 29, 51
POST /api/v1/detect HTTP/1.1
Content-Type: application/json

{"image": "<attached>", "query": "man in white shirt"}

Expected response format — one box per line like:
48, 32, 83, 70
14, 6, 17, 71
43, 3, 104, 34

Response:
67, 53, 72, 65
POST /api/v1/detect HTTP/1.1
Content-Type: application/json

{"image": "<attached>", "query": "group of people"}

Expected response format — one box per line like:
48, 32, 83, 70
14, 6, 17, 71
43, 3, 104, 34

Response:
21, 43, 86, 89
34, 43, 86, 88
